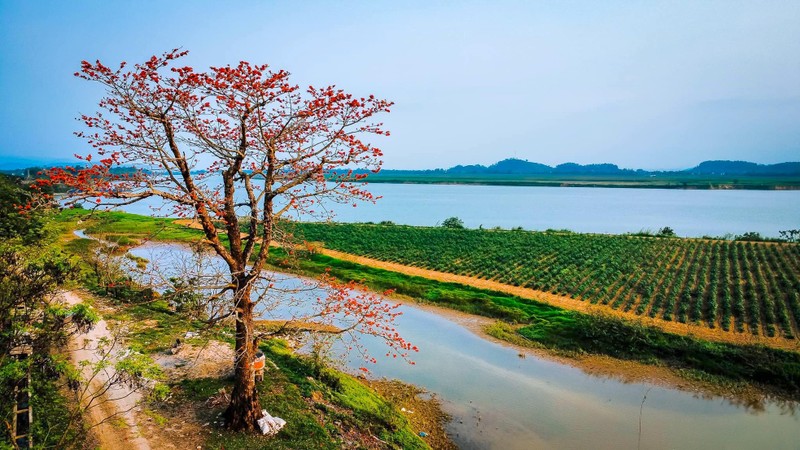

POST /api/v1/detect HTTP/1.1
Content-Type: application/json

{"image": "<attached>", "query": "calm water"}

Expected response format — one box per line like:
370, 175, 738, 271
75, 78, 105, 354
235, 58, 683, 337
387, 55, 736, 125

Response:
120, 182, 800, 238
121, 240, 800, 450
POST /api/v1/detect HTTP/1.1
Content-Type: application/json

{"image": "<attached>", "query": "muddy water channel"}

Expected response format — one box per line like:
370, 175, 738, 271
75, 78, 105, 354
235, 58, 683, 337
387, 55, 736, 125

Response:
123, 240, 800, 449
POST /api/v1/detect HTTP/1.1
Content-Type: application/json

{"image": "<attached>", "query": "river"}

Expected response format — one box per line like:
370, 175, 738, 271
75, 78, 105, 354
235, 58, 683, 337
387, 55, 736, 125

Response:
119, 182, 800, 238
120, 239, 800, 450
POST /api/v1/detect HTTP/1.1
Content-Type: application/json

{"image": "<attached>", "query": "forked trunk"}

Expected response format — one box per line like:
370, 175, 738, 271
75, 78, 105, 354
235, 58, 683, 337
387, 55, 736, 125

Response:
223, 283, 261, 431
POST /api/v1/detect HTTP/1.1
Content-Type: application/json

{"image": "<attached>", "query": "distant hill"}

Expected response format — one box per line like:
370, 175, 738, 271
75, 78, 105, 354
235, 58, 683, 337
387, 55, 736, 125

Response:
441, 158, 630, 175
346, 158, 800, 189
553, 163, 632, 175
397, 158, 798, 177
485, 159, 551, 174
685, 160, 800, 176
0, 156, 74, 171
410, 158, 800, 176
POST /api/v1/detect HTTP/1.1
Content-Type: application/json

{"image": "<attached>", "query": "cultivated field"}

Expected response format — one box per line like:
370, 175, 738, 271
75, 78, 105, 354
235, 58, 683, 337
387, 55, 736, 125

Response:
292, 223, 800, 338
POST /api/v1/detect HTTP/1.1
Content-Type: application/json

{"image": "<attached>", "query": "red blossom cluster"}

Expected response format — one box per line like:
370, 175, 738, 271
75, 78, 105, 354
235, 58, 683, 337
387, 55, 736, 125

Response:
38, 49, 392, 222
313, 273, 418, 369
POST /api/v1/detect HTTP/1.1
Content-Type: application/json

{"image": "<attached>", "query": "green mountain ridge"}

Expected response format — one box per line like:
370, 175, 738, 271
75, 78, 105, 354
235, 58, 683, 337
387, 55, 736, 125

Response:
388, 158, 800, 177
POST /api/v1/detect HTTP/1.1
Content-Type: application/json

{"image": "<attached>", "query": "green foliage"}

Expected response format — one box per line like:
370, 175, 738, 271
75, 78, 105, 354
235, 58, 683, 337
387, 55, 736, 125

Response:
0, 174, 48, 243
0, 207, 92, 447
274, 248, 555, 324
779, 229, 799, 242
115, 352, 165, 387
441, 216, 465, 229
658, 226, 676, 237
735, 231, 764, 241
28, 363, 86, 448
0, 242, 78, 366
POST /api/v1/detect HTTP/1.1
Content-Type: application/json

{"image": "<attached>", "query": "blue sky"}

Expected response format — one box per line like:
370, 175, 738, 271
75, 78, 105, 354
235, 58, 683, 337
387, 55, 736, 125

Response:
1, 1, 798, 170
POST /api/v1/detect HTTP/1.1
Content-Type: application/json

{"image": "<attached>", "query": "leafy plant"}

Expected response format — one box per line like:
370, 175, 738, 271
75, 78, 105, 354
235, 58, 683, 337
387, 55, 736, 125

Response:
441, 217, 465, 229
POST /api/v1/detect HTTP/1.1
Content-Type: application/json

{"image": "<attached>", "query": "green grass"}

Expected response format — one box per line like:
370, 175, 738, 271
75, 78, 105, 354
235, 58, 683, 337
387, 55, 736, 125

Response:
166, 328, 427, 449
57, 208, 204, 243
61, 236, 98, 254
105, 300, 218, 353
273, 249, 562, 324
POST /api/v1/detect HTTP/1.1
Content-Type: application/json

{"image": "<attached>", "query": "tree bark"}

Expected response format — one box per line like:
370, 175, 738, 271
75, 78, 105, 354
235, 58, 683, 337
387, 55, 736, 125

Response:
223, 280, 261, 431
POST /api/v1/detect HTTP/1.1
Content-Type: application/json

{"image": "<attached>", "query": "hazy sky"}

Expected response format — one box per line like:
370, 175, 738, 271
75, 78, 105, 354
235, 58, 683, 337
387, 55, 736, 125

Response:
1, 1, 798, 170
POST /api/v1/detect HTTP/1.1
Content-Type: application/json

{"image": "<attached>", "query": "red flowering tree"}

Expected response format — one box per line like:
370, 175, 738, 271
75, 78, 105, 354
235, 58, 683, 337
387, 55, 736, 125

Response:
42, 50, 413, 431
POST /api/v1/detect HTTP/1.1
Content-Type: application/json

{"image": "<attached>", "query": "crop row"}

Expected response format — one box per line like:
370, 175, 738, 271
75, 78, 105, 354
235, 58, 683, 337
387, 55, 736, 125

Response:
291, 223, 800, 338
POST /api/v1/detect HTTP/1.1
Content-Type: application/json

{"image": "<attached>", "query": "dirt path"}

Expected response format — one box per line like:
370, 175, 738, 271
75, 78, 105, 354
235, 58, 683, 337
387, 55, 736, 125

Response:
62, 291, 151, 450
317, 248, 800, 352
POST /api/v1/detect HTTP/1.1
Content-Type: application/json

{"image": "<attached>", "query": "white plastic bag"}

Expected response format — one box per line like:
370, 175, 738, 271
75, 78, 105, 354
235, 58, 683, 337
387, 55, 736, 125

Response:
257, 409, 286, 435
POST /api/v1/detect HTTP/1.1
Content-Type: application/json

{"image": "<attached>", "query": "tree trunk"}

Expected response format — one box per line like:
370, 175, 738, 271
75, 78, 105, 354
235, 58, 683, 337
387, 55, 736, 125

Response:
223, 282, 261, 431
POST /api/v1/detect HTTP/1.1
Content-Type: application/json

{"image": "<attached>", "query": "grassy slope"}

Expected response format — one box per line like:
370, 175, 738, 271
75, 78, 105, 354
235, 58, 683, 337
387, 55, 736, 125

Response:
105, 301, 426, 449
57, 209, 800, 398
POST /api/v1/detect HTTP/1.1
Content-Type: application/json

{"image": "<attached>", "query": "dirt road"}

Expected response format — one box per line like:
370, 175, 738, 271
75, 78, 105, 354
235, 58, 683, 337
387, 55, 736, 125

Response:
63, 291, 151, 450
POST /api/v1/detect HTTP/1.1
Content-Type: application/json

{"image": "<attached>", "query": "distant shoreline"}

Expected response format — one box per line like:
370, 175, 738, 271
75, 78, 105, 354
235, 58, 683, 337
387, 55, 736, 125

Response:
360, 175, 800, 190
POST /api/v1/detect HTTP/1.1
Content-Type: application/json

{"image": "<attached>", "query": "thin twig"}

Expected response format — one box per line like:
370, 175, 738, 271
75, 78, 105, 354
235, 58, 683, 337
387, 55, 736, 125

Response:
638, 387, 653, 450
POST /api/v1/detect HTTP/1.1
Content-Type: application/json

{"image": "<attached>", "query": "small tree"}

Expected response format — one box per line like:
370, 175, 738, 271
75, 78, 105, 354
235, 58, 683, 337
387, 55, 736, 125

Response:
779, 229, 799, 243
37, 50, 414, 432
442, 216, 465, 229
657, 226, 676, 237
735, 231, 764, 242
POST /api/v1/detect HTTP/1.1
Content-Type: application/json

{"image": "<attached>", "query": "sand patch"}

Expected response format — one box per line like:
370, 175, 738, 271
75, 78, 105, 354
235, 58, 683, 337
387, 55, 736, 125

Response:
154, 340, 235, 381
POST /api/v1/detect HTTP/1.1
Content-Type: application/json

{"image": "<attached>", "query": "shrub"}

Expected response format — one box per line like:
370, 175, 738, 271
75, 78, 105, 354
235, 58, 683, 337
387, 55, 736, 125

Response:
441, 216, 465, 229
735, 231, 764, 241
657, 226, 676, 237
